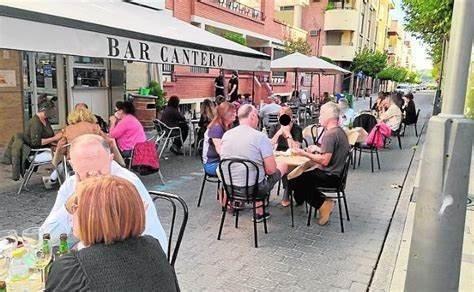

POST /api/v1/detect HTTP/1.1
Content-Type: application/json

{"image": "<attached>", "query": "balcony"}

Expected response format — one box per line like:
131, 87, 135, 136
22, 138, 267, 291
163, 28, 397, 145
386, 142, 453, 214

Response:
324, 8, 358, 31
198, 0, 265, 22
321, 44, 356, 62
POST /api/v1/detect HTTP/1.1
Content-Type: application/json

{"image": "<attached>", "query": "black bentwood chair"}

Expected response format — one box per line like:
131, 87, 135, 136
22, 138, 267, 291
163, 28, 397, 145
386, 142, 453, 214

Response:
307, 150, 352, 233
218, 158, 269, 248
149, 191, 188, 266
403, 109, 421, 137
197, 139, 221, 207
354, 126, 381, 173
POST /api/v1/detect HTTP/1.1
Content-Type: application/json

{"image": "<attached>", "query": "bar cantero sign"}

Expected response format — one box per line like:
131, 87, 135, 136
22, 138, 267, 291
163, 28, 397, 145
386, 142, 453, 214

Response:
107, 37, 224, 68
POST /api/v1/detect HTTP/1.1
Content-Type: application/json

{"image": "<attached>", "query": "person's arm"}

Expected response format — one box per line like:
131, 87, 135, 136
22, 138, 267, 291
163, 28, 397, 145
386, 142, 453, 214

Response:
45, 254, 87, 291
208, 126, 225, 155
260, 135, 278, 175
212, 138, 223, 154
109, 117, 127, 139
295, 150, 332, 167
229, 83, 237, 95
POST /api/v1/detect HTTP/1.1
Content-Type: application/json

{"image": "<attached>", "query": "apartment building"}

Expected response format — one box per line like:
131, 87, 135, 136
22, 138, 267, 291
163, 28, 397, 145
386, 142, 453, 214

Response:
387, 19, 404, 66
402, 40, 414, 71
375, 0, 395, 52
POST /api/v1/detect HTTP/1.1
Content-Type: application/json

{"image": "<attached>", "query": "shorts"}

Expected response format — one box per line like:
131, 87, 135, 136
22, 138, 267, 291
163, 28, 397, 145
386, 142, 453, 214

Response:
203, 161, 219, 176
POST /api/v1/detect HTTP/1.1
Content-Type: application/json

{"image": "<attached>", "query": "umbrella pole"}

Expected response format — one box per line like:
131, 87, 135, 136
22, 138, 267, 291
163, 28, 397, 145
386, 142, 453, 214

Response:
309, 73, 313, 103
252, 71, 255, 104
294, 69, 298, 101
318, 73, 321, 102
333, 74, 336, 95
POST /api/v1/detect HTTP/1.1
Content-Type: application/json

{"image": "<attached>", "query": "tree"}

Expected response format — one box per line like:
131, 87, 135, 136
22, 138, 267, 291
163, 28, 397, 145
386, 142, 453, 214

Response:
405, 71, 421, 84
402, 0, 453, 65
350, 48, 388, 77
283, 38, 312, 55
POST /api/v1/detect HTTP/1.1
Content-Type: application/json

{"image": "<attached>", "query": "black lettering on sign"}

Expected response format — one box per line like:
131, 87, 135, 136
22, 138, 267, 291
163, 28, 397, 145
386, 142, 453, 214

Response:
183, 49, 190, 65
124, 41, 135, 59
217, 55, 223, 67
192, 51, 199, 65
209, 53, 216, 67
140, 42, 150, 60
201, 52, 208, 66
171, 49, 179, 64
107, 37, 120, 57
160, 46, 169, 62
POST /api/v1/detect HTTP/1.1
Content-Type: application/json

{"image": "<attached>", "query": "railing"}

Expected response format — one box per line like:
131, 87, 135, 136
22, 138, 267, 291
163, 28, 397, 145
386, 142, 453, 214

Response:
326, 1, 355, 10
199, 0, 265, 21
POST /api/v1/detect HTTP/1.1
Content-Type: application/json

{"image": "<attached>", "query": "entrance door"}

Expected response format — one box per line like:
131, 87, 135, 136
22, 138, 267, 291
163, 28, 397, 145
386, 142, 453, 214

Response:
22, 52, 66, 127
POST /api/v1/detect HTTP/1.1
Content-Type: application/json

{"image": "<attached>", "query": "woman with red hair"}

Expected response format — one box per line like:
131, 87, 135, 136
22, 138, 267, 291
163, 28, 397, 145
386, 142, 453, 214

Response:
46, 175, 179, 291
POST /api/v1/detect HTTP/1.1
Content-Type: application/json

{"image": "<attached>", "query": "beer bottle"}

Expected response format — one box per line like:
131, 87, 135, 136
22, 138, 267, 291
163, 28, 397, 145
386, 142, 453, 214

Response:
58, 234, 69, 256
0, 280, 6, 292
42, 233, 51, 256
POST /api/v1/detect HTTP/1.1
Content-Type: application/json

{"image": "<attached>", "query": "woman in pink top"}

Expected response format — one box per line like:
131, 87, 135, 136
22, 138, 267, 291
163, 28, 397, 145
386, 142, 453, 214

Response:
109, 101, 146, 158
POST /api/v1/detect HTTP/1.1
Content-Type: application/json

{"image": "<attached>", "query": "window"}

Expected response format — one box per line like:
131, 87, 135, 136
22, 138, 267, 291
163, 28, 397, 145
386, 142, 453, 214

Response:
190, 66, 210, 74
272, 72, 286, 84
280, 5, 294, 11
161, 64, 174, 75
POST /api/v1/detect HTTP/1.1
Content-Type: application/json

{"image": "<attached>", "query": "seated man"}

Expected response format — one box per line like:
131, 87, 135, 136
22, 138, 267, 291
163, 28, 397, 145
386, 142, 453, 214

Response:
379, 96, 402, 131
39, 134, 168, 252
160, 95, 189, 155
290, 102, 351, 225
259, 96, 281, 129
220, 104, 287, 222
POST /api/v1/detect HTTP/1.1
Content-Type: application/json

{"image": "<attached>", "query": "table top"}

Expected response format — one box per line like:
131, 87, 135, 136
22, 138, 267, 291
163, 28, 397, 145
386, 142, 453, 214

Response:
275, 154, 310, 166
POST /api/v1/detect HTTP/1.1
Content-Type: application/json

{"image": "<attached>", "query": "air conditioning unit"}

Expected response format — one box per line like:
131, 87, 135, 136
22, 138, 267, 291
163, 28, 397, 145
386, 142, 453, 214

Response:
309, 30, 319, 37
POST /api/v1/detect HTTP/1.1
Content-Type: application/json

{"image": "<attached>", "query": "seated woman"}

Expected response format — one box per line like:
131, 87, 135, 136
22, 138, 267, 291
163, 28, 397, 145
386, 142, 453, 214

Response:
371, 92, 386, 114
46, 175, 179, 291
379, 96, 402, 131
402, 93, 417, 125
269, 107, 303, 207
109, 101, 146, 159
197, 99, 216, 147
290, 102, 350, 225
202, 101, 236, 176
160, 96, 189, 155
49, 108, 125, 186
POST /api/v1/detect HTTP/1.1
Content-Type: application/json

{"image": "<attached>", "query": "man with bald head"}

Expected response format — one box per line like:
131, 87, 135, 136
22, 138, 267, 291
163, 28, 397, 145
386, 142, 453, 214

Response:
220, 104, 287, 222
39, 134, 168, 251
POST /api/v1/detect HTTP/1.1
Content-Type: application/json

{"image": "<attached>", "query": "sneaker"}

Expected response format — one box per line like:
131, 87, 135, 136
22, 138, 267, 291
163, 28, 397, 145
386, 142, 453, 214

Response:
252, 212, 271, 223
42, 176, 57, 190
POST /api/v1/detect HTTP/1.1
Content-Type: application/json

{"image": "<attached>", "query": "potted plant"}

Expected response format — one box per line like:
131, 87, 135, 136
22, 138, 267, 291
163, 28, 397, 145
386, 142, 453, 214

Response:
149, 80, 167, 118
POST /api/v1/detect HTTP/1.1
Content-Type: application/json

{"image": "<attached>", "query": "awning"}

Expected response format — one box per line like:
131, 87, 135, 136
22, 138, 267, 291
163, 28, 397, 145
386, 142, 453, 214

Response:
271, 52, 350, 74
0, 0, 271, 72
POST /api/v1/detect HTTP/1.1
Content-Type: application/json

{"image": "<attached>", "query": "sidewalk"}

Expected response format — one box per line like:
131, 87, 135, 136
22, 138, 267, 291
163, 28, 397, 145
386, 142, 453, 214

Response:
388, 149, 474, 291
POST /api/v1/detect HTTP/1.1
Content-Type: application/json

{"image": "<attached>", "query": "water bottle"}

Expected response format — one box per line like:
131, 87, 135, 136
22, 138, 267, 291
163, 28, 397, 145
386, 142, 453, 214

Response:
8, 247, 30, 291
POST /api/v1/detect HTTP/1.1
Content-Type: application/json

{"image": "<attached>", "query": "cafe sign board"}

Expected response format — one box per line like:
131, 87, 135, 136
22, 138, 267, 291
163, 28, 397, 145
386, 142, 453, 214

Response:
0, 3, 270, 72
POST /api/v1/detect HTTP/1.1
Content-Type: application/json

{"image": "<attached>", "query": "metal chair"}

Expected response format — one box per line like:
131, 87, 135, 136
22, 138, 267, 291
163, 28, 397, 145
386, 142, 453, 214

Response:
196, 140, 221, 207
390, 123, 403, 149
149, 191, 188, 267
354, 126, 381, 173
264, 113, 279, 133
17, 148, 54, 195
403, 109, 421, 137
306, 150, 353, 232
218, 158, 269, 248
153, 119, 184, 157
129, 140, 165, 184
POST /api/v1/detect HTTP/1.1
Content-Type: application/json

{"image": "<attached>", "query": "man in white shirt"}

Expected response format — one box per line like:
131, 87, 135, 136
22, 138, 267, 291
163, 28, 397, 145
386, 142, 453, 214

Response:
39, 134, 168, 251
259, 96, 282, 129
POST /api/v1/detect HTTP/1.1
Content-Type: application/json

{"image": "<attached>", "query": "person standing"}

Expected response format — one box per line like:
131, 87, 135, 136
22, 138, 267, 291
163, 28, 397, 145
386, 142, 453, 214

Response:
214, 70, 225, 97
228, 71, 239, 102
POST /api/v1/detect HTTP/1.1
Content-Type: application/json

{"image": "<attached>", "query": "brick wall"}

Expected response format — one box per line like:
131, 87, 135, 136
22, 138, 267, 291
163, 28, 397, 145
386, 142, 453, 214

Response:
0, 50, 24, 147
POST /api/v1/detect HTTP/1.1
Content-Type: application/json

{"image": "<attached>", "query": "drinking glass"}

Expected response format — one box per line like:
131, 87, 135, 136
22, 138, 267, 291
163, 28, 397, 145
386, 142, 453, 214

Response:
0, 229, 18, 281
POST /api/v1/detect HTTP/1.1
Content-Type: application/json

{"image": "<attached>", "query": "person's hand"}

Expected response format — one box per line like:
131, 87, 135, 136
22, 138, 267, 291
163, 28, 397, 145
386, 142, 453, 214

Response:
109, 115, 117, 125
307, 145, 320, 153
291, 148, 307, 157
53, 131, 63, 141
281, 125, 291, 137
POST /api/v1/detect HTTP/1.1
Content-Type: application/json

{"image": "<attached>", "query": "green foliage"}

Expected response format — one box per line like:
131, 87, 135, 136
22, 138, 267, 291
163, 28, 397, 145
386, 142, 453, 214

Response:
402, 0, 453, 64
283, 38, 312, 55
465, 61, 474, 119
149, 80, 167, 110
377, 66, 409, 82
405, 71, 421, 84
350, 48, 388, 77
222, 31, 247, 46
319, 56, 335, 64
326, 1, 335, 10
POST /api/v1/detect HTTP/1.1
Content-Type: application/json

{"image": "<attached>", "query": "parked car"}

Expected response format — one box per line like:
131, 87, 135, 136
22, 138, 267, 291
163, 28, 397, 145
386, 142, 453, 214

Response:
396, 84, 412, 95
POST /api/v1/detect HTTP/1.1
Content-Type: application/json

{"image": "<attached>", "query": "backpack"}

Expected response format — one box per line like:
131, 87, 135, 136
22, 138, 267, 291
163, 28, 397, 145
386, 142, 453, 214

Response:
130, 141, 160, 176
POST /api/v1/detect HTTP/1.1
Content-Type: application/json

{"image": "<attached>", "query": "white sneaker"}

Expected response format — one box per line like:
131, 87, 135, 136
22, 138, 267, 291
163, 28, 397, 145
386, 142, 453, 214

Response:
42, 176, 57, 190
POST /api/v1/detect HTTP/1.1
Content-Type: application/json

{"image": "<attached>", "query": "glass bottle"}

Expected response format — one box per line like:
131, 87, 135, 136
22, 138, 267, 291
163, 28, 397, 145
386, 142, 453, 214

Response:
58, 234, 69, 256
0, 280, 6, 292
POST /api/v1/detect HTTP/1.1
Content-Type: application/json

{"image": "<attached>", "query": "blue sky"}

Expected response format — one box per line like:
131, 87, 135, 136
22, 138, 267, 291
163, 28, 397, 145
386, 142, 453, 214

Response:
391, 0, 432, 70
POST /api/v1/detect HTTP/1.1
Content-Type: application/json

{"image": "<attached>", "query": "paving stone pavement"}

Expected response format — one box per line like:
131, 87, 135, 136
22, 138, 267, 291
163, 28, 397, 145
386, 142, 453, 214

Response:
0, 91, 435, 291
